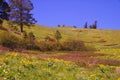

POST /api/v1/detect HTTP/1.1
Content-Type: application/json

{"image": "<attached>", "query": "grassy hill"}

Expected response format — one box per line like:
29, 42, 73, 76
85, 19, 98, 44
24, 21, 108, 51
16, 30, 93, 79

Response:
0, 21, 120, 80
1, 20, 120, 50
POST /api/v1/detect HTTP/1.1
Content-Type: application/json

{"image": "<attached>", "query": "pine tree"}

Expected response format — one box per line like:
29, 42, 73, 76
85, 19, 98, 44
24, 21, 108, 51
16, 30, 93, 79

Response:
8, 0, 36, 32
55, 30, 62, 42
84, 22, 88, 28
90, 21, 97, 29
94, 20, 97, 29
0, 0, 10, 26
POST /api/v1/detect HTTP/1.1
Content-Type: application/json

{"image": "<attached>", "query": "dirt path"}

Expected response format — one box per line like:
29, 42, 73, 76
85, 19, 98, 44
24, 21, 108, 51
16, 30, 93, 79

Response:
1, 49, 120, 66
0, 46, 11, 54
29, 52, 120, 66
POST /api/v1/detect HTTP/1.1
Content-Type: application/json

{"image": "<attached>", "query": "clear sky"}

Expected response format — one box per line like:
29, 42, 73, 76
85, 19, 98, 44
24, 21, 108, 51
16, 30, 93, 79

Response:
32, 0, 120, 29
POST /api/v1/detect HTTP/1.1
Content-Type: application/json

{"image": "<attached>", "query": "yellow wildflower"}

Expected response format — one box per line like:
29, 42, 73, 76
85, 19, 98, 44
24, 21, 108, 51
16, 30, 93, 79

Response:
45, 58, 72, 64
4, 71, 9, 74
98, 64, 104, 67
9, 53, 18, 57
90, 74, 96, 77
3, 70, 9, 74
118, 77, 120, 80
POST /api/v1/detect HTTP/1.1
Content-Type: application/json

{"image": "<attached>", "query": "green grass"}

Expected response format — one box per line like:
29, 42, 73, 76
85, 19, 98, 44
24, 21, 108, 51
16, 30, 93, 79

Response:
95, 48, 120, 60
1, 20, 120, 49
0, 53, 119, 80
0, 21, 120, 80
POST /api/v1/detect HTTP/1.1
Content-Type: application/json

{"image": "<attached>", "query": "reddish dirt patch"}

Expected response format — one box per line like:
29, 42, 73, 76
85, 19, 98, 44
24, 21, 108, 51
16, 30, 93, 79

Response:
0, 27, 8, 31
28, 51, 120, 66
52, 52, 120, 66
14, 31, 22, 35
98, 39, 106, 43
0, 46, 12, 54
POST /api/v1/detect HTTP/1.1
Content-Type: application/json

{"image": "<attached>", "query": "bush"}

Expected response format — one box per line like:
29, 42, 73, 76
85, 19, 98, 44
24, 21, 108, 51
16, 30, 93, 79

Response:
37, 40, 87, 51
61, 40, 86, 51
0, 32, 94, 51
37, 41, 57, 51
0, 32, 20, 49
55, 30, 62, 42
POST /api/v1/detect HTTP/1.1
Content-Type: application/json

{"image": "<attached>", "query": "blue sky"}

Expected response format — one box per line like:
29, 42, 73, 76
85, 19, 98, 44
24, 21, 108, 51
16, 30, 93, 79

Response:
31, 0, 120, 29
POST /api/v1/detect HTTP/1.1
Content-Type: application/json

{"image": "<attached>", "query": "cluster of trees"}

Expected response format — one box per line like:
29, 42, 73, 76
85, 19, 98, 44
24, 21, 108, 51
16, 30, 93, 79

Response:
84, 21, 97, 29
0, 0, 96, 51
57, 21, 97, 29
0, 0, 36, 32
58, 25, 77, 28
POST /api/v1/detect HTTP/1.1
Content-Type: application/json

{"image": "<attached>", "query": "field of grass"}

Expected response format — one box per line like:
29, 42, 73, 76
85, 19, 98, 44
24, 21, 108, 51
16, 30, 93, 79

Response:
0, 53, 120, 80
1, 21, 120, 47
0, 21, 120, 80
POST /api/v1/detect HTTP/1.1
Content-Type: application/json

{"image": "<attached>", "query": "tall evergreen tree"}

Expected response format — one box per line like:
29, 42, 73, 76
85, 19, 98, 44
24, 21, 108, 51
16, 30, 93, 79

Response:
55, 30, 62, 42
84, 22, 88, 28
90, 21, 97, 29
0, 0, 10, 26
94, 20, 97, 29
8, 0, 36, 32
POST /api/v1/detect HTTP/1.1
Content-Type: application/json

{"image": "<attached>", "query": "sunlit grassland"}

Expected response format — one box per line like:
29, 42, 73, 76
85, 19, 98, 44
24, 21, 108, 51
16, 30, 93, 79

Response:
23, 25, 120, 48
0, 21, 120, 80
2, 21, 120, 47
95, 48, 120, 60
0, 53, 120, 80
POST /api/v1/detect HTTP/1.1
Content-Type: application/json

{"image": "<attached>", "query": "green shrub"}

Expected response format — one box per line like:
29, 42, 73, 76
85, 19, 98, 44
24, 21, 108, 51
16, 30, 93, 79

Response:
44, 36, 51, 42
37, 40, 87, 51
61, 40, 86, 51
38, 41, 56, 51
0, 32, 19, 49
55, 30, 62, 42
0, 32, 94, 51
21, 31, 39, 50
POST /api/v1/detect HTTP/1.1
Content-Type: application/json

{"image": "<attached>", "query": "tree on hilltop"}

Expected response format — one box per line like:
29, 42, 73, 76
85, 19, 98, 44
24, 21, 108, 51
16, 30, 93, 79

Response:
90, 21, 97, 29
84, 22, 88, 28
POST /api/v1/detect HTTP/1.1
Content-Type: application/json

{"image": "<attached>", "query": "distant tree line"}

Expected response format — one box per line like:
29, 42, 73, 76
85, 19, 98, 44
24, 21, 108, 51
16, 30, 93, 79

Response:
57, 21, 97, 29
84, 21, 97, 29
57, 25, 77, 28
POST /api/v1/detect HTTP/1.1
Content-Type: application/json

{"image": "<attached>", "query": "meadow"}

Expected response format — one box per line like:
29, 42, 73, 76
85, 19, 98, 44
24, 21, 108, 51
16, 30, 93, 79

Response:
0, 52, 120, 80
0, 21, 120, 80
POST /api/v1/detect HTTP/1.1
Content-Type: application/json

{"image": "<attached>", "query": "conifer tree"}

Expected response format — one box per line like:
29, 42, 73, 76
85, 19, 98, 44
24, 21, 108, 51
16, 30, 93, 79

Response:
55, 30, 62, 42
0, 0, 10, 26
84, 22, 88, 28
8, 0, 36, 32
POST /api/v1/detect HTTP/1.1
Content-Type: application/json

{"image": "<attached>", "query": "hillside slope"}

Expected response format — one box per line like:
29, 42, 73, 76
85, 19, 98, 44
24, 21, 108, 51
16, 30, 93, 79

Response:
24, 24, 120, 49
1, 21, 120, 49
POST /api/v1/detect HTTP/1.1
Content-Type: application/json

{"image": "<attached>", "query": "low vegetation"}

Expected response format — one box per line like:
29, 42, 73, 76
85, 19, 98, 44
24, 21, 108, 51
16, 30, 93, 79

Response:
0, 30, 92, 51
0, 53, 119, 80
0, 21, 120, 80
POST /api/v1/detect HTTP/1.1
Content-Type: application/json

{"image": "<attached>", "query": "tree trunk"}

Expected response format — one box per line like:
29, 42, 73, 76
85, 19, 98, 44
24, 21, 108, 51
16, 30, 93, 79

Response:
20, 0, 23, 32
20, 23, 23, 32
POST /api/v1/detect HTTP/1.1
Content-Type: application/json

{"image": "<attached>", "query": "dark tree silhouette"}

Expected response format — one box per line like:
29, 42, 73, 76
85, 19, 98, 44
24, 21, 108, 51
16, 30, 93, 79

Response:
90, 21, 97, 29
8, 0, 36, 32
94, 20, 97, 28
0, 0, 10, 26
84, 22, 88, 28
58, 25, 61, 27
73, 25, 77, 28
